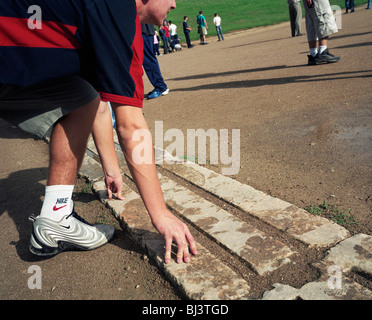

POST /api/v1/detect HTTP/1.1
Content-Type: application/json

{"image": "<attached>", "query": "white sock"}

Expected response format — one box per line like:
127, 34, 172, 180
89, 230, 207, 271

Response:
318, 45, 327, 54
310, 48, 318, 57
40, 185, 74, 221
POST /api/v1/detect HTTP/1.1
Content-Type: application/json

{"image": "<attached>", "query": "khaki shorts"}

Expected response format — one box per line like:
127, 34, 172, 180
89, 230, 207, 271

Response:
303, 0, 338, 41
0, 76, 98, 139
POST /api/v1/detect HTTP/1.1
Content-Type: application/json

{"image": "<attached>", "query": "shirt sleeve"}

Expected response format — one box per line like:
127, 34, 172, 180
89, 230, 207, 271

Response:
84, 0, 144, 107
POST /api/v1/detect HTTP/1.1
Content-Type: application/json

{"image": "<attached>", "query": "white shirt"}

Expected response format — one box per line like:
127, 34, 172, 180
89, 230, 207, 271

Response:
213, 16, 221, 26
169, 24, 177, 36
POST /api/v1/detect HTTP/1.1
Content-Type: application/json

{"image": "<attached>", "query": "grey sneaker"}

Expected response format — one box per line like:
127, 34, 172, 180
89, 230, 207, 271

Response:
29, 210, 115, 256
315, 49, 340, 64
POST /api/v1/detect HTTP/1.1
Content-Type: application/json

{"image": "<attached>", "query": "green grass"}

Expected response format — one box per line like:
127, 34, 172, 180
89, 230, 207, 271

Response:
305, 201, 358, 228
82, 182, 93, 193
165, 0, 366, 41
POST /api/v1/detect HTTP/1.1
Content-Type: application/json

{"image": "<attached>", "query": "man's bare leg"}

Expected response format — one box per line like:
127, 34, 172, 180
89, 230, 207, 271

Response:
38, 96, 100, 221
318, 37, 329, 54
30, 96, 115, 257
48, 97, 100, 186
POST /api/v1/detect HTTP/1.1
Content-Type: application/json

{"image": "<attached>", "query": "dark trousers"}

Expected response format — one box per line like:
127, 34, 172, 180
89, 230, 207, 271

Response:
289, 2, 302, 37
161, 36, 171, 54
154, 43, 160, 56
345, 0, 354, 12
142, 33, 167, 92
184, 32, 191, 47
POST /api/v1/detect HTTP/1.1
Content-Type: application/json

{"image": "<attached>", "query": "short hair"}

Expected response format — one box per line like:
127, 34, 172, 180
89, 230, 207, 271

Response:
199, 11, 203, 14
184, 16, 187, 19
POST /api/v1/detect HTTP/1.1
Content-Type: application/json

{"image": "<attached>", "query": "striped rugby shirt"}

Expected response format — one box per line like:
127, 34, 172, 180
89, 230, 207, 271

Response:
0, 0, 144, 108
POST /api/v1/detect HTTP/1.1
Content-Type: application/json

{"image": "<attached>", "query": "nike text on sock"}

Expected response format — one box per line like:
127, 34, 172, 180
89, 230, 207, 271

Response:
40, 185, 74, 221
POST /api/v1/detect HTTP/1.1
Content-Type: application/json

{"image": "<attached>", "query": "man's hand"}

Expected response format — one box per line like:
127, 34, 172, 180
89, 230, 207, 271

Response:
104, 170, 125, 200
306, 0, 313, 8
151, 210, 198, 264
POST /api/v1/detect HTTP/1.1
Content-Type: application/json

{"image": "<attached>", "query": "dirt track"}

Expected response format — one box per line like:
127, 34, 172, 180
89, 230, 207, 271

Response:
0, 6, 371, 301
144, 7, 372, 235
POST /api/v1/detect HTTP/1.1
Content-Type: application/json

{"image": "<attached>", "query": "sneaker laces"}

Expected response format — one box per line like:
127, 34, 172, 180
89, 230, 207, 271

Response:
67, 211, 94, 226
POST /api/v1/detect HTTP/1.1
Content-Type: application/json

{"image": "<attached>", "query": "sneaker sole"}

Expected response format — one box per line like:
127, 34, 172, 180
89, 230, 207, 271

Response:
309, 58, 340, 65
317, 58, 340, 64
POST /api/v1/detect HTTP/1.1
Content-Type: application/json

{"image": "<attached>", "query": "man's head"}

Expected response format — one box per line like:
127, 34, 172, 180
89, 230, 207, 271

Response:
136, 0, 176, 26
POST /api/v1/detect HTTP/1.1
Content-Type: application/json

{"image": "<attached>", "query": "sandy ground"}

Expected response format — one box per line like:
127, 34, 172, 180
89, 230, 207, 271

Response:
0, 120, 181, 299
0, 7, 371, 301
144, 8, 372, 236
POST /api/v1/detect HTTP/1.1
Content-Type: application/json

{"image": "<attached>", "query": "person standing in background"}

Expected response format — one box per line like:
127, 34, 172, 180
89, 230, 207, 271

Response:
345, 0, 355, 13
154, 30, 161, 56
213, 13, 224, 41
288, 0, 304, 37
197, 11, 208, 45
302, 0, 340, 65
168, 20, 178, 41
183, 16, 193, 48
141, 24, 169, 99
160, 20, 171, 53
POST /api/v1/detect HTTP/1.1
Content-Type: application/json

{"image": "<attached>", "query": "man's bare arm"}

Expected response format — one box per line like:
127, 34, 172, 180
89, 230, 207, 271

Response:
111, 103, 198, 263
92, 101, 124, 200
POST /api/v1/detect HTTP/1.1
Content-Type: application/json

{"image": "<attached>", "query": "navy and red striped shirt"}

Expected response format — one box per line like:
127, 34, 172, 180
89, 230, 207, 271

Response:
0, 0, 144, 107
